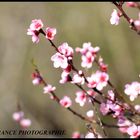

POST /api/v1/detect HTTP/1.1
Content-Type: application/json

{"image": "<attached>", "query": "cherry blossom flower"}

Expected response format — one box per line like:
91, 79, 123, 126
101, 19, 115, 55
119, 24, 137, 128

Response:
75, 91, 87, 106
107, 90, 115, 101
12, 111, 24, 122
127, 124, 140, 138
43, 84, 56, 94
29, 19, 43, 31
117, 116, 132, 133
58, 42, 74, 58
76, 42, 100, 69
81, 52, 94, 68
95, 71, 109, 90
126, 2, 138, 7
76, 42, 100, 55
100, 102, 110, 115
87, 71, 109, 91
87, 74, 97, 89
110, 103, 123, 118
60, 96, 72, 108
110, 9, 120, 25
27, 19, 43, 43
20, 118, 32, 128
71, 73, 85, 85
51, 52, 68, 69
27, 29, 40, 43
59, 71, 71, 84
72, 131, 81, 138
86, 110, 94, 118
45, 27, 56, 40
124, 81, 140, 101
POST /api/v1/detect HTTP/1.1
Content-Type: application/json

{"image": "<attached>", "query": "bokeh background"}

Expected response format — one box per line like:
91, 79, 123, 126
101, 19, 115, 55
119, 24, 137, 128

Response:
0, 2, 140, 138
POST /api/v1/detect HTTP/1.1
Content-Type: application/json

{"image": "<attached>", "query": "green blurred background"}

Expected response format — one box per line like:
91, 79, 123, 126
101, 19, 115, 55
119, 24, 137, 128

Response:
0, 2, 140, 138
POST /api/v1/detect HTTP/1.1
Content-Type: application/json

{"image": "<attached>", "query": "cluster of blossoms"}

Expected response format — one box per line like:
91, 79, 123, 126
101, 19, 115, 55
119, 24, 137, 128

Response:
26, 14, 140, 138
117, 116, 140, 138
110, 2, 140, 33
76, 42, 100, 68
13, 111, 31, 128
124, 81, 140, 101
27, 19, 56, 43
87, 70, 109, 91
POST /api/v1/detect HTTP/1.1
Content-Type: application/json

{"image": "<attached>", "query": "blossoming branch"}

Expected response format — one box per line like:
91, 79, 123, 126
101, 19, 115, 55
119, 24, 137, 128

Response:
24, 2, 140, 138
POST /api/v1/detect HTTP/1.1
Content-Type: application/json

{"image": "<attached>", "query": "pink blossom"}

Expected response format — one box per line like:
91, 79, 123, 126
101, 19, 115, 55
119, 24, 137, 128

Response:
81, 52, 94, 68
110, 9, 120, 25
20, 118, 32, 128
59, 71, 71, 84
76, 42, 100, 55
75, 91, 87, 106
100, 102, 110, 115
72, 131, 81, 138
27, 29, 40, 43
127, 124, 140, 138
86, 110, 94, 118
60, 96, 72, 108
29, 19, 43, 31
12, 111, 24, 122
43, 84, 56, 94
126, 2, 138, 7
45, 27, 56, 40
87, 74, 97, 89
95, 71, 109, 90
124, 81, 140, 101
76, 42, 100, 69
27, 19, 43, 43
110, 103, 122, 118
58, 42, 74, 58
107, 90, 115, 101
117, 116, 132, 133
87, 71, 109, 91
71, 72, 85, 85
51, 52, 68, 69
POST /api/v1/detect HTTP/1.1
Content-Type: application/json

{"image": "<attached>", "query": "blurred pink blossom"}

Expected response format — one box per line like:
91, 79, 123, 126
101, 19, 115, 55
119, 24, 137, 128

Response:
110, 9, 120, 25
60, 96, 72, 108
